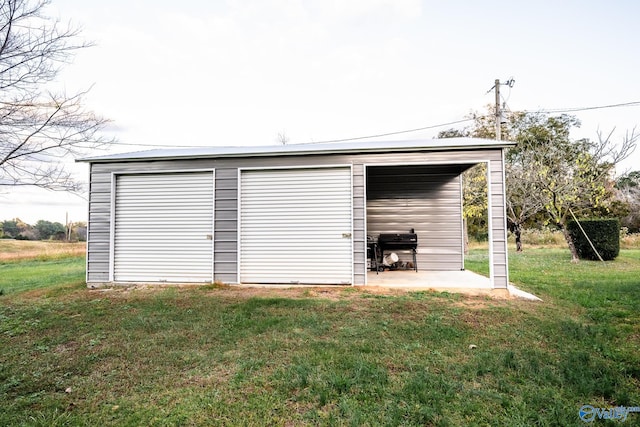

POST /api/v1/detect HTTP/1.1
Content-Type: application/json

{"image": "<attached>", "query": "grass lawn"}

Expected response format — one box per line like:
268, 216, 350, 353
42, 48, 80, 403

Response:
0, 244, 639, 425
0, 257, 86, 296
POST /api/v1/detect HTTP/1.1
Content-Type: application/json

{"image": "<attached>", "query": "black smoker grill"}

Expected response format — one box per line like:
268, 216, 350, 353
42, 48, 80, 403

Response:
377, 232, 418, 272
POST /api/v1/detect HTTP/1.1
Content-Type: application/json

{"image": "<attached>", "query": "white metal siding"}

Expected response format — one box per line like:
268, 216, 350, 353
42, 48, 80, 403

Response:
240, 167, 352, 284
113, 172, 214, 282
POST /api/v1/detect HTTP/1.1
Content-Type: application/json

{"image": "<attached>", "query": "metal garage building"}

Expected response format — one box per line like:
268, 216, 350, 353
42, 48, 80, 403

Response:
78, 138, 514, 289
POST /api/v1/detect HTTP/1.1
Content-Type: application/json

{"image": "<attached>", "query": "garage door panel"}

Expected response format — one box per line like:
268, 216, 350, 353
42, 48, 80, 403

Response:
240, 167, 352, 285
114, 172, 214, 283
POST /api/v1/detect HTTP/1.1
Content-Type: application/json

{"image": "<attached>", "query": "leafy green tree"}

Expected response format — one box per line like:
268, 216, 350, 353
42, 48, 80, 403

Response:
437, 128, 470, 139
443, 109, 637, 259
506, 117, 636, 261
1, 217, 35, 239
462, 163, 488, 240
616, 170, 640, 232
437, 129, 488, 243
505, 113, 585, 252
1, 219, 19, 238
616, 170, 640, 189
35, 219, 65, 240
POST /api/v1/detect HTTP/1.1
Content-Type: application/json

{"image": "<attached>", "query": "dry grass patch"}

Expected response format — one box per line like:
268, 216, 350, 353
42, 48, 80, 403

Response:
0, 239, 86, 261
621, 232, 640, 248
98, 284, 515, 304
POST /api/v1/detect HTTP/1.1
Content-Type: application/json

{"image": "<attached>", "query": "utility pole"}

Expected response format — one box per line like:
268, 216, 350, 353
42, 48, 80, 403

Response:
494, 78, 501, 141
490, 77, 515, 141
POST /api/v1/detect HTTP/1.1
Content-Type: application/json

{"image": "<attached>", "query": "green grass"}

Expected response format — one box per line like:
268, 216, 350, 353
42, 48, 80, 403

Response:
0, 257, 85, 295
0, 251, 639, 425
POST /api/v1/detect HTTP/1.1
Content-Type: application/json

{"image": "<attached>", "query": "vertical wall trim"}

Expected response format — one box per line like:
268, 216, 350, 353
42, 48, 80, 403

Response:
501, 149, 510, 286
85, 164, 91, 284
349, 164, 355, 286
236, 168, 242, 283
486, 161, 495, 288
363, 165, 368, 285
211, 169, 216, 283
108, 172, 116, 282
459, 173, 465, 270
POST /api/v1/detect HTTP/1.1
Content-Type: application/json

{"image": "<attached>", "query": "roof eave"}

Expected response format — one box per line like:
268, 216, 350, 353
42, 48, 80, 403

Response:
77, 141, 516, 164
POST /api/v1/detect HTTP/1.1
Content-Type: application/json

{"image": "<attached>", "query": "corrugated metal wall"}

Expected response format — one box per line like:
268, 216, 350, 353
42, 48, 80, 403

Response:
113, 172, 214, 282
84, 148, 510, 288
239, 167, 353, 284
352, 163, 366, 286
366, 165, 465, 271
87, 163, 111, 283
488, 156, 508, 284
214, 168, 238, 283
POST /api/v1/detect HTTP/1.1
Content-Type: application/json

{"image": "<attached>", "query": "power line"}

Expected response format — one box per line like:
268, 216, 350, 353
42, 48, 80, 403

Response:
101, 100, 640, 149
304, 118, 475, 144
535, 100, 640, 114
102, 118, 476, 149
105, 141, 207, 148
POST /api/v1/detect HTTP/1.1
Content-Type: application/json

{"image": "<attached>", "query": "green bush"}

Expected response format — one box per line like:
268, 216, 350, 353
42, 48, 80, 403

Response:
567, 218, 620, 261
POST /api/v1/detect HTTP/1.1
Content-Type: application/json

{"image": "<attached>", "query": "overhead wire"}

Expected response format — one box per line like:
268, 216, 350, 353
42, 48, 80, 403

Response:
104, 141, 202, 148
274, 99, 640, 144
102, 100, 640, 149
300, 118, 475, 144
535, 100, 640, 114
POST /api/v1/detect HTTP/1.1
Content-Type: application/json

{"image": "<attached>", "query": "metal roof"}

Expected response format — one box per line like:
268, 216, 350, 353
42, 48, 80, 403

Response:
77, 137, 515, 163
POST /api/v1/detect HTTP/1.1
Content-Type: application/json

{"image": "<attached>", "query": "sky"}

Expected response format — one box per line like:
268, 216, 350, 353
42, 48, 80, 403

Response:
2, 0, 640, 224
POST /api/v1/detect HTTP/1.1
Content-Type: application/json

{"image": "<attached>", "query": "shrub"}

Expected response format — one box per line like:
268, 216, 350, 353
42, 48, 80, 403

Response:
620, 230, 640, 249
524, 227, 565, 246
567, 218, 620, 261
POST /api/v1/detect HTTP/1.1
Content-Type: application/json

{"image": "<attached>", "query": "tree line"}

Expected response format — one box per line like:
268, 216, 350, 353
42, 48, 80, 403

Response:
441, 109, 639, 261
0, 218, 86, 241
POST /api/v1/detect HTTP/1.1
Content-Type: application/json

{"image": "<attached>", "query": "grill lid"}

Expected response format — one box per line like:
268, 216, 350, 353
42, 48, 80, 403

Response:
378, 233, 418, 249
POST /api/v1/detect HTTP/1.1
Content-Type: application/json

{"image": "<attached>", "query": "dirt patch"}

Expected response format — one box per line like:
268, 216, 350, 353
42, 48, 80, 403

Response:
451, 298, 499, 310
16, 282, 85, 300
194, 285, 478, 302
199, 286, 351, 301
459, 310, 488, 327
85, 284, 522, 307
55, 340, 80, 354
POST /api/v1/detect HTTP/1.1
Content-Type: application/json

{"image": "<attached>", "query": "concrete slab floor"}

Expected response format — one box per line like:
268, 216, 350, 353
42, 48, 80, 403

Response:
365, 270, 541, 300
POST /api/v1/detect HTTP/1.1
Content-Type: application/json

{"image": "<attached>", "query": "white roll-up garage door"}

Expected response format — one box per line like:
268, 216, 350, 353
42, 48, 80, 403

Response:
113, 172, 214, 283
240, 167, 353, 284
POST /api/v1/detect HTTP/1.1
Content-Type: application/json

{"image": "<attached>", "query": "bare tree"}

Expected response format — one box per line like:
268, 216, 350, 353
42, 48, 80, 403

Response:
0, 0, 110, 192
505, 162, 545, 252
276, 131, 289, 145
510, 125, 637, 261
